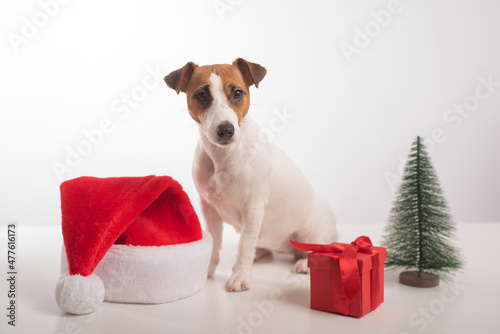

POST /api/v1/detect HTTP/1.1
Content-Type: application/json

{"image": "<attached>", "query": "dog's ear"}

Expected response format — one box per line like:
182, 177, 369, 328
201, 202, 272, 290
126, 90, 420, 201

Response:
164, 62, 198, 94
233, 58, 267, 88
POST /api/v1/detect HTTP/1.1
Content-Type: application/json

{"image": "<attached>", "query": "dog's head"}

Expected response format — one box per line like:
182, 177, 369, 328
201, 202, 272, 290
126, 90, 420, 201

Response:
164, 58, 266, 147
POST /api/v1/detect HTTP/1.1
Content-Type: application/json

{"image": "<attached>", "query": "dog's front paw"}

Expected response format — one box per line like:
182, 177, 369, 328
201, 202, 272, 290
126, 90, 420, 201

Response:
225, 271, 251, 292
292, 259, 309, 274
207, 254, 220, 278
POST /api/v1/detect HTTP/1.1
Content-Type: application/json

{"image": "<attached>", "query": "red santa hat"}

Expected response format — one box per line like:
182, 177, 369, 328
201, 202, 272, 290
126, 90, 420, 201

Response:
55, 175, 212, 315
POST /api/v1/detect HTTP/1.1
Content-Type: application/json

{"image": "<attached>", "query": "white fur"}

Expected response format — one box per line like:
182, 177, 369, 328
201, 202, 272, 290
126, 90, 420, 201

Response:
200, 74, 240, 146
193, 74, 337, 292
59, 231, 212, 307
55, 274, 105, 315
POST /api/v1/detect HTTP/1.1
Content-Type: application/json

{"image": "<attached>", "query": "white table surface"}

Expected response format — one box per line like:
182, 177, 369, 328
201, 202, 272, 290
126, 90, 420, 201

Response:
1, 222, 499, 334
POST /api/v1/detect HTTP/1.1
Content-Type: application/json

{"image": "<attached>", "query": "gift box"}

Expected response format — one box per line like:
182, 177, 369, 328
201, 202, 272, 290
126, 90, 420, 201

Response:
290, 236, 386, 317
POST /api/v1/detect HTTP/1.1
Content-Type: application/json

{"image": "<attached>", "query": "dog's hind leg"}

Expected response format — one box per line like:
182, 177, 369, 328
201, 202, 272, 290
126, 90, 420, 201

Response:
291, 202, 337, 274
292, 248, 309, 273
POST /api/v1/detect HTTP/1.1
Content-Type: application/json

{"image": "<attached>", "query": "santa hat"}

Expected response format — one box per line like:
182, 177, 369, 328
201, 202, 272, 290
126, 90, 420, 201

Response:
55, 175, 212, 315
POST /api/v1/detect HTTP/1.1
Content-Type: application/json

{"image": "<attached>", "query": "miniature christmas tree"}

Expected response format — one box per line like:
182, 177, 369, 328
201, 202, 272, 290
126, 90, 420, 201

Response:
382, 136, 463, 287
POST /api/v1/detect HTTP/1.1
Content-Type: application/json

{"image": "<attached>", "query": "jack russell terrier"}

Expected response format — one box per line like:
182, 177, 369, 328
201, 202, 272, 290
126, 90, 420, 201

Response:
164, 58, 337, 292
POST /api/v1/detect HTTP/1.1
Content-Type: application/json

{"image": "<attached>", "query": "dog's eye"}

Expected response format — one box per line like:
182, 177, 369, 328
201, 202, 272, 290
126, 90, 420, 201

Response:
233, 89, 244, 100
195, 92, 208, 101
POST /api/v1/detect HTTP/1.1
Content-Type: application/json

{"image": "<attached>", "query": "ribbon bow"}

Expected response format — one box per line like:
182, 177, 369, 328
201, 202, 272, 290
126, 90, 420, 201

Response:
290, 236, 380, 315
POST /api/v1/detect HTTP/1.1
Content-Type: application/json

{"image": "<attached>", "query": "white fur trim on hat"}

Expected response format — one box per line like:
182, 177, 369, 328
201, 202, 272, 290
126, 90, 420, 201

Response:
59, 230, 212, 308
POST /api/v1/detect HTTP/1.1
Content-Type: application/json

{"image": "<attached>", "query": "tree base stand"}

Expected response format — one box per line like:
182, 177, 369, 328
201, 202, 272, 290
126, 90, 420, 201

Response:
399, 271, 439, 288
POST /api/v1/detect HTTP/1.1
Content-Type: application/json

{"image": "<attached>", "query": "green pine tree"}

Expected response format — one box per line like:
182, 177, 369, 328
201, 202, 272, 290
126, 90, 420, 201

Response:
382, 136, 463, 284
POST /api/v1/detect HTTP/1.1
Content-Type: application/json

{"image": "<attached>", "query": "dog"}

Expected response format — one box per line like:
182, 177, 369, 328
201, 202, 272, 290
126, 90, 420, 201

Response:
164, 58, 337, 292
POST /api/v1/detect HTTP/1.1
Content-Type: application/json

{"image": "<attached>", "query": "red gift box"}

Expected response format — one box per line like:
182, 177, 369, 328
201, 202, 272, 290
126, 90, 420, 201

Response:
290, 236, 386, 317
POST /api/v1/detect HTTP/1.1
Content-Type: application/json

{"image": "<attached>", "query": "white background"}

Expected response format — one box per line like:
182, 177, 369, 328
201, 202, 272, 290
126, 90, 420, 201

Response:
1, 0, 499, 226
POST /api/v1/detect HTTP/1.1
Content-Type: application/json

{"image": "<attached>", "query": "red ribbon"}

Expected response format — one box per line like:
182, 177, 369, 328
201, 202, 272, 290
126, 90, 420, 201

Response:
290, 236, 381, 315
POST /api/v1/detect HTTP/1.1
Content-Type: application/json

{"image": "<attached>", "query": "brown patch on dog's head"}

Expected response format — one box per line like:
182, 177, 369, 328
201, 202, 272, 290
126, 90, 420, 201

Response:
164, 59, 266, 124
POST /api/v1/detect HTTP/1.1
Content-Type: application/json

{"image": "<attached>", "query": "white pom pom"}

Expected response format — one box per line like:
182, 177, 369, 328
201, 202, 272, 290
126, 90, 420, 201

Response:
55, 274, 105, 315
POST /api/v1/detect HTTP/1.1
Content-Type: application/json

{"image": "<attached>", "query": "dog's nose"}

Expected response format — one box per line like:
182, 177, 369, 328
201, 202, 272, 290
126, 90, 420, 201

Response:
216, 122, 234, 140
